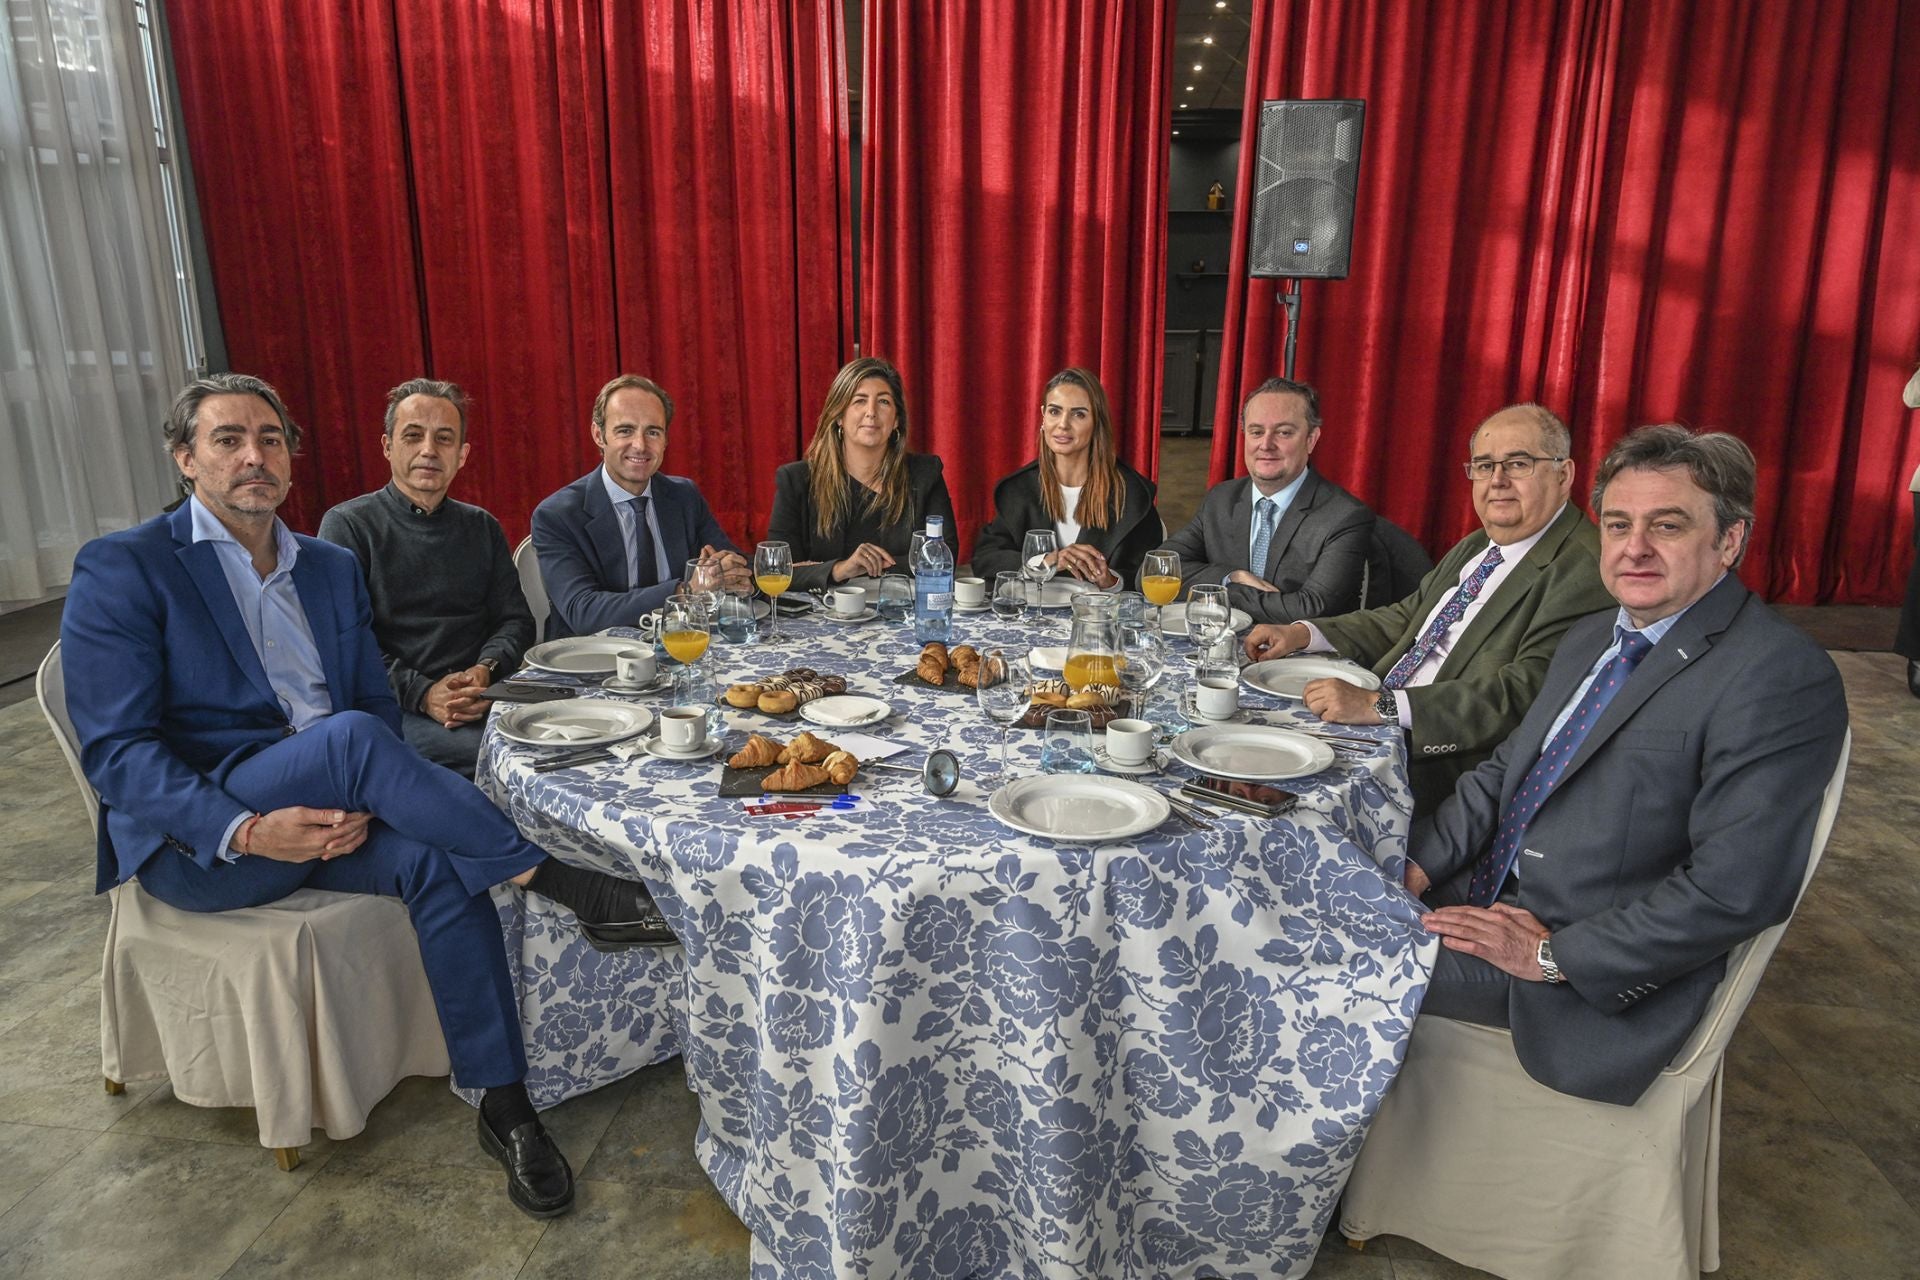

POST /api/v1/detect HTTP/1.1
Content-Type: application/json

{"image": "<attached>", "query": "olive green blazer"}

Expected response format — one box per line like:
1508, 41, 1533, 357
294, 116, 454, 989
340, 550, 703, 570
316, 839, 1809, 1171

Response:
1313, 502, 1613, 815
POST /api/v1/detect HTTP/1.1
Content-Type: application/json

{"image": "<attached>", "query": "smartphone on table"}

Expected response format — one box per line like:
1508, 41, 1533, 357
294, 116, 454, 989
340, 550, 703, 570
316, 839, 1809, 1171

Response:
1180, 775, 1300, 817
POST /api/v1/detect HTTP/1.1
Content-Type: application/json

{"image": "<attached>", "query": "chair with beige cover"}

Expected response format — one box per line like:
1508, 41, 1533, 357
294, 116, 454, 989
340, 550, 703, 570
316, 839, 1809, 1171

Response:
36, 642, 450, 1170
515, 535, 550, 645
1339, 730, 1851, 1280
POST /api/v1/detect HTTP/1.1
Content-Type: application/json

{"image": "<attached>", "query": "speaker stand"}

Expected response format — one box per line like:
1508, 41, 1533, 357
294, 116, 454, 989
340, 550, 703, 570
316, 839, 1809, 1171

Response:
1279, 281, 1303, 381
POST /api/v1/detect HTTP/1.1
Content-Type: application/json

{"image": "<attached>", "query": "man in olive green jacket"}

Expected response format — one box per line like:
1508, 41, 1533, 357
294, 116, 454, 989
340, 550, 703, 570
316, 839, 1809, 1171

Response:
1243, 405, 1614, 815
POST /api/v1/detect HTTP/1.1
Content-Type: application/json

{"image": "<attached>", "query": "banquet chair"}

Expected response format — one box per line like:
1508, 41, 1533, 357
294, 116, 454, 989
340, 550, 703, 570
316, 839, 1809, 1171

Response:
1339, 730, 1851, 1280
515, 535, 550, 644
35, 642, 450, 1171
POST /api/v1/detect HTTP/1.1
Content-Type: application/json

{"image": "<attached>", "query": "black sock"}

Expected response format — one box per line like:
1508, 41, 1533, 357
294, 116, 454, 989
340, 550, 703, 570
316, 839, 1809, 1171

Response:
527, 857, 651, 925
482, 1082, 537, 1136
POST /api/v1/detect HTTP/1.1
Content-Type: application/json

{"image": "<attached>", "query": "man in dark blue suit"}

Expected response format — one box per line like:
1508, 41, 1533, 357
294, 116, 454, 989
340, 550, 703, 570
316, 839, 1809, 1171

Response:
60, 373, 675, 1219
531, 373, 749, 638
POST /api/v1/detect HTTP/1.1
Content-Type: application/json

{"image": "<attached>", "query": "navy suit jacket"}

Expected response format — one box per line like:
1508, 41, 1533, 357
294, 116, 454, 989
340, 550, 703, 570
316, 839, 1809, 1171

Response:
61, 502, 401, 893
530, 470, 741, 638
1413, 575, 1847, 1103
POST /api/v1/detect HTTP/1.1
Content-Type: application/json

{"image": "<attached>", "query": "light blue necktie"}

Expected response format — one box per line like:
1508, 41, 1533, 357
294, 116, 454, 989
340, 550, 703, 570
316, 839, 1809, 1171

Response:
1248, 498, 1278, 580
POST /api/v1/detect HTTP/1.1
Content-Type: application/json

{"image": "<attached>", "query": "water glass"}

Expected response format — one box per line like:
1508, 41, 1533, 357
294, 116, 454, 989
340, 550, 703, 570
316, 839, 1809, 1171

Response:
992, 571, 1027, 621
714, 593, 757, 644
975, 650, 1030, 780
1022, 529, 1059, 605
1040, 708, 1096, 774
1187, 583, 1232, 662
877, 573, 914, 623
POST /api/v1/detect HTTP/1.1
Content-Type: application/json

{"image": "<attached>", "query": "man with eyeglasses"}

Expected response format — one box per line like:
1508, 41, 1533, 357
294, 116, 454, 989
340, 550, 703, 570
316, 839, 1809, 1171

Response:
1243, 404, 1613, 815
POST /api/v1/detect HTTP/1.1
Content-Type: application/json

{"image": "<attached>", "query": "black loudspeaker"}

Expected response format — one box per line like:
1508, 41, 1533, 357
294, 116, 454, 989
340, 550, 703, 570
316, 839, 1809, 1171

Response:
1249, 99, 1366, 280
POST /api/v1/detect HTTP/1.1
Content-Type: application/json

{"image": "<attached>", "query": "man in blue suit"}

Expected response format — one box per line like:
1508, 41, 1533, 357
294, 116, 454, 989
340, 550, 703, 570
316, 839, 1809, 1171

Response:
60, 373, 676, 1219
531, 373, 749, 638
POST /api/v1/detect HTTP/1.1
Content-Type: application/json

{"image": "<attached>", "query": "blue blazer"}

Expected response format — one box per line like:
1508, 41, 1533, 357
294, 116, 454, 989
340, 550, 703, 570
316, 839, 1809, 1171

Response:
61, 502, 401, 893
530, 469, 741, 638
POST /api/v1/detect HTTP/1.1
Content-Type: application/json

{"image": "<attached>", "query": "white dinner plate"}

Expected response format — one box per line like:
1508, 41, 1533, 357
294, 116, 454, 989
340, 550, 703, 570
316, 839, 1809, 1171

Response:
800, 694, 893, 728
1240, 657, 1383, 700
1158, 603, 1254, 637
1029, 646, 1068, 672
496, 698, 654, 748
1167, 724, 1336, 781
988, 775, 1170, 842
524, 636, 649, 676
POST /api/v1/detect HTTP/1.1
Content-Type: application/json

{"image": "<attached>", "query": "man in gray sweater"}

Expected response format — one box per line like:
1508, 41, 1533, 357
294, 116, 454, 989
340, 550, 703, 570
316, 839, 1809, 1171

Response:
319, 378, 535, 777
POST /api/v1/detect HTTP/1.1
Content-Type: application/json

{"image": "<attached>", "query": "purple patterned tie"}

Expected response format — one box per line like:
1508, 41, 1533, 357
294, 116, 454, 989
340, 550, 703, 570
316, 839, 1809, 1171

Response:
1382, 545, 1504, 690
1466, 628, 1654, 906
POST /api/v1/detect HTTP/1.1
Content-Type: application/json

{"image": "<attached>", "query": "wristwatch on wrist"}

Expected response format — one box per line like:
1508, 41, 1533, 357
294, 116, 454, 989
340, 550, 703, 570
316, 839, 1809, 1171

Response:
1536, 936, 1564, 984
477, 657, 500, 676
1372, 689, 1397, 724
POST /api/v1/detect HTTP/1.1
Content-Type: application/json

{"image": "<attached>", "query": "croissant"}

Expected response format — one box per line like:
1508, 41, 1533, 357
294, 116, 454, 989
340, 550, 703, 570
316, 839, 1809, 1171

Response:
949, 645, 979, 668
780, 731, 836, 764
821, 750, 858, 785
915, 654, 947, 685
728, 733, 783, 768
762, 760, 831, 792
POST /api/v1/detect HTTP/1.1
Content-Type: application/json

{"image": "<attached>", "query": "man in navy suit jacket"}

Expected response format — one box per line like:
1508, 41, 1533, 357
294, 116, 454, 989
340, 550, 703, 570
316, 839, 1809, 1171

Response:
60, 374, 676, 1219
531, 374, 748, 638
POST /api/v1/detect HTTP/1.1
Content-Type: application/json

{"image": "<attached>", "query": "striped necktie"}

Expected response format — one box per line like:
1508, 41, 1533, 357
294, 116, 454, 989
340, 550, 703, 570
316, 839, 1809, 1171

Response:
1382, 545, 1503, 690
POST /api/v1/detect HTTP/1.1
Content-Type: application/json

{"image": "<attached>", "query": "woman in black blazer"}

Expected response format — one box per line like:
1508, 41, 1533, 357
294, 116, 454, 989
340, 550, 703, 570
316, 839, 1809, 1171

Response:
766, 356, 956, 593
971, 367, 1160, 588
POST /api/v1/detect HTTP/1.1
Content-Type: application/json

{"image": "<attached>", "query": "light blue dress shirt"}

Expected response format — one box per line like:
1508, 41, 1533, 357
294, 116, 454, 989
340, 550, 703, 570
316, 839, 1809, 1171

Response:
1538, 580, 1718, 744
599, 467, 672, 590
190, 497, 331, 859
1235, 469, 1309, 583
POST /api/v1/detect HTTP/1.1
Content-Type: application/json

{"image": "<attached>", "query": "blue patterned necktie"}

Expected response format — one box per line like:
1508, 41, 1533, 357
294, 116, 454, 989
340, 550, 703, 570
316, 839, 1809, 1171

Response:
1466, 627, 1655, 906
627, 494, 657, 591
1248, 497, 1278, 579
1382, 545, 1504, 690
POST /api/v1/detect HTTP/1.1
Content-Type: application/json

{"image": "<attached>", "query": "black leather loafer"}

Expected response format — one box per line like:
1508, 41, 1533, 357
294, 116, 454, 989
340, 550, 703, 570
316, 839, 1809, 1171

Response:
477, 1111, 575, 1218
577, 897, 681, 951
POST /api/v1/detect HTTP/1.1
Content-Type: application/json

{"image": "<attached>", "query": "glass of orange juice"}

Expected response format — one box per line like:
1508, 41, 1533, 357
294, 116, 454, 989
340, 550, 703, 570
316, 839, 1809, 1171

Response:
663, 595, 713, 705
1142, 549, 1181, 607
754, 541, 793, 639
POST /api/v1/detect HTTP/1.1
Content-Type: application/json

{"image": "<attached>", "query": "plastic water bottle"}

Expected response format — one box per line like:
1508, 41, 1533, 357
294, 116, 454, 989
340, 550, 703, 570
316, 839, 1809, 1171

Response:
912, 516, 954, 643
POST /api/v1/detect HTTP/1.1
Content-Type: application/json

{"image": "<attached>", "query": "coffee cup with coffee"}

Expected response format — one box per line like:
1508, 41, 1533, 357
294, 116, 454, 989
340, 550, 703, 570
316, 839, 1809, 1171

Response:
659, 705, 709, 752
615, 649, 657, 686
953, 576, 986, 608
831, 587, 868, 618
1190, 665, 1240, 720
1105, 717, 1155, 765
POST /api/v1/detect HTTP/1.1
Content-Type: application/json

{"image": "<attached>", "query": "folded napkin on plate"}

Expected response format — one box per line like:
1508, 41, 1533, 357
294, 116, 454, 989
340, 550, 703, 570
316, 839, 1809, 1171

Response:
533, 723, 601, 741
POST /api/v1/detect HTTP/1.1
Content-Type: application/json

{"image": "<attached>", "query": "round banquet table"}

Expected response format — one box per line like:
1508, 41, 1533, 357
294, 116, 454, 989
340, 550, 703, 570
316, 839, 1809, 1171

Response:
482, 605, 1437, 1280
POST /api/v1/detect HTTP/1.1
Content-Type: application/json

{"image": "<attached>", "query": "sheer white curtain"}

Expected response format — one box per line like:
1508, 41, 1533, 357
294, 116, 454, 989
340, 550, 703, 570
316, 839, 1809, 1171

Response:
0, 0, 196, 608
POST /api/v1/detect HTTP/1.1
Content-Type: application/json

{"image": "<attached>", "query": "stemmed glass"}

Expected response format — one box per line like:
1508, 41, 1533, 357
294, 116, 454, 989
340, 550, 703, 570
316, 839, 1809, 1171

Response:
976, 650, 1030, 783
660, 595, 713, 703
1021, 529, 1058, 608
1117, 621, 1169, 728
991, 571, 1027, 622
1187, 583, 1232, 664
1142, 549, 1181, 607
682, 556, 724, 612
754, 541, 792, 639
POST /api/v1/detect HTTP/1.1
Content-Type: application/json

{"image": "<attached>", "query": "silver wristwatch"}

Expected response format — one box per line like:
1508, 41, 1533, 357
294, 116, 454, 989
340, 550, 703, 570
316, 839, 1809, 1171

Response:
1373, 689, 1396, 724
1535, 936, 1564, 984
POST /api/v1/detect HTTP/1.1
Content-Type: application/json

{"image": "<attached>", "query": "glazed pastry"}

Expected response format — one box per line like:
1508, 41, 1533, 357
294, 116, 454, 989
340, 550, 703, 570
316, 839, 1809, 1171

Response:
762, 760, 831, 792
728, 734, 783, 768
1066, 690, 1108, 711
1031, 690, 1069, 708
821, 750, 858, 785
1031, 678, 1071, 697
723, 683, 762, 708
757, 689, 800, 715
779, 731, 836, 764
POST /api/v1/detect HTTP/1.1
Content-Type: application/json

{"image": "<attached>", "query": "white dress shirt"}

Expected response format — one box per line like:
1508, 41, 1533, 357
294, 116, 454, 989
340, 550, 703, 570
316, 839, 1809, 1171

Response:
599, 467, 672, 590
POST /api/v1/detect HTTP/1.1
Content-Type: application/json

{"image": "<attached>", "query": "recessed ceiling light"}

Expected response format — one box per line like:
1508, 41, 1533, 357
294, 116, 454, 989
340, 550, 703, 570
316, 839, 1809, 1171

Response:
1193, 63, 1203, 71
1202, 36, 1214, 44
1172, 129, 1182, 136
1185, 85, 1196, 92
1180, 102, 1190, 109
1215, 1, 1228, 8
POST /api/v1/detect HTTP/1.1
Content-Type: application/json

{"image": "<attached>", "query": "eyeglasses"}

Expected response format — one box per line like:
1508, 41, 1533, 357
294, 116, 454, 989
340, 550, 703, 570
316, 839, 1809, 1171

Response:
1463, 455, 1566, 481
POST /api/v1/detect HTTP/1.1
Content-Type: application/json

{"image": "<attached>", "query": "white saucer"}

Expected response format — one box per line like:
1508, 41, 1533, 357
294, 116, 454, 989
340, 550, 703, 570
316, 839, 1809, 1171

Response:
953, 601, 992, 613
602, 675, 669, 695
1093, 747, 1161, 776
821, 607, 879, 624
645, 737, 725, 761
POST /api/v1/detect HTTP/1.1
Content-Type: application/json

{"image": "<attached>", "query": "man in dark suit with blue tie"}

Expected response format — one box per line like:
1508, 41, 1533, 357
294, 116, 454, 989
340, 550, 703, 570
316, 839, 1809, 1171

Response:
1406, 425, 1848, 1105
531, 374, 748, 638
60, 374, 679, 1218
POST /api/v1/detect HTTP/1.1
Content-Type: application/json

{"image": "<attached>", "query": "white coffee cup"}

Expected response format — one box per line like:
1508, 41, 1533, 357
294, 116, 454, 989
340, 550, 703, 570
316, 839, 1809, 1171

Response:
831, 586, 868, 618
1193, 673, 1240, 720
953, 576, 986, 607
1105, 717, 1155, 765
615, 649, 656, 686
659, 705, 709, 751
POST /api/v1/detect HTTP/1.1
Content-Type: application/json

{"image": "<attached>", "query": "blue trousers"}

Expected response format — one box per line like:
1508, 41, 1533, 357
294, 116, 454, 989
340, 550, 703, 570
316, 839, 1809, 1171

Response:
135, 711, 544, 1090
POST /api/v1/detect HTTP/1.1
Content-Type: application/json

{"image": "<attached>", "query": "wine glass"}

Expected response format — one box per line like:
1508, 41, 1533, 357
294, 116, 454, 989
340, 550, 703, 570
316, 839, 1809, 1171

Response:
1142, 549, 1181, 607
1021, 529, 1058, 608
1117, 622, 1169, 727
682, 556, 724, 612
754, 541, 792, 639
976, 650, 1030, 782
1187, 583, 1231, 663
661, 595, 713, 704
991, 571, 1027, 622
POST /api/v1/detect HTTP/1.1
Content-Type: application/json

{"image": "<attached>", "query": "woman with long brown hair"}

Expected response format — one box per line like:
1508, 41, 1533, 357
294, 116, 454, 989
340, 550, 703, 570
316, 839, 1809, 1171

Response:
766, 357, 955, 593
971, 367, 1160, 589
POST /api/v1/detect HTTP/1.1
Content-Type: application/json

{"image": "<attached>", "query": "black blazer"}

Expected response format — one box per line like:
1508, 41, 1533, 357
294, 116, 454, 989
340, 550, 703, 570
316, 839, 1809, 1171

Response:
764, 453, 955, 592
970, 460, 1162, 586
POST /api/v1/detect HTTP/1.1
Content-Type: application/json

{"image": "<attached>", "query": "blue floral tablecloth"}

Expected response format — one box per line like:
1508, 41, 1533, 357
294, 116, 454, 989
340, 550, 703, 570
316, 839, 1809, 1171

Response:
483, 610, 1436, 1279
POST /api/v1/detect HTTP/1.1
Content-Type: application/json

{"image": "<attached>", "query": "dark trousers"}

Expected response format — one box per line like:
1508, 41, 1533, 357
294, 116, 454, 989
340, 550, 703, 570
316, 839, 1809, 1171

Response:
1897, 492, 1920, 661
401, 710, 485, 779
135, 710, 543, 1089
1414, 868, 1515, 1029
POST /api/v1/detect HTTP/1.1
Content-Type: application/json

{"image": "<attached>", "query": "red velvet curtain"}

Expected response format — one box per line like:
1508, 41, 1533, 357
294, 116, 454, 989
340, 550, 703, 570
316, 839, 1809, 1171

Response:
169, 0, 851, 546
1210, 0, 1920, 604
168, 0, 427, 533
862, 0, 1173, 554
